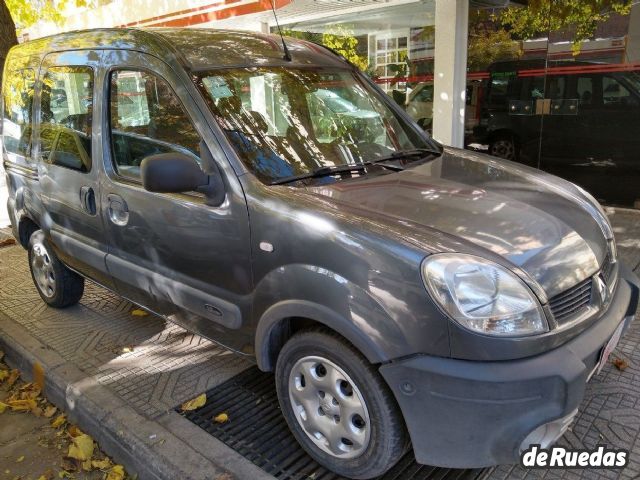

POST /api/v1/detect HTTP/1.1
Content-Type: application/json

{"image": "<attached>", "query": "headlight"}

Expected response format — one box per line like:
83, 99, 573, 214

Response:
422, 254, 548, 337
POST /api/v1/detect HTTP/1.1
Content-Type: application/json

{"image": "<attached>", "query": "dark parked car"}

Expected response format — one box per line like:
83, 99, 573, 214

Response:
2, 29, 639, 479
471, 59, 640, 206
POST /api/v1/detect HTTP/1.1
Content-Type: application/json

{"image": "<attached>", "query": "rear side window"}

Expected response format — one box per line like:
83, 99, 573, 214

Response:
39, 66, 93, 172
2, 69, 35, 157
109, 70, 201, 180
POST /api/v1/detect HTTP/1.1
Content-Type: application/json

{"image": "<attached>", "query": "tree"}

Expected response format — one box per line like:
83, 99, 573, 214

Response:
500, 0, 633, 52
0, 0, 18, 86
468, 9, 521, 71
0, 0, 87, 85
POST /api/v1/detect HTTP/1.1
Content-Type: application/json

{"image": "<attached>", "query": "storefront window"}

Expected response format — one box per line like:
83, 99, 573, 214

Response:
464, 2, 640, 209
273, 0, 436, 127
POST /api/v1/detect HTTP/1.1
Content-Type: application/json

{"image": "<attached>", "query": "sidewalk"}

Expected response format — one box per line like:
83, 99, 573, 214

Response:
0, 208, 639, 480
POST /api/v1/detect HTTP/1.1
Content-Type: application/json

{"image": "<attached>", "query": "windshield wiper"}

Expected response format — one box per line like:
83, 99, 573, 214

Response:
371, 147, 442, 164
271, 161, 402, 186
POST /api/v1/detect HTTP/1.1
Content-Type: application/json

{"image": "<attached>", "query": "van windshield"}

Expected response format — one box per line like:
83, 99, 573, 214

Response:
195, 67, 438, 184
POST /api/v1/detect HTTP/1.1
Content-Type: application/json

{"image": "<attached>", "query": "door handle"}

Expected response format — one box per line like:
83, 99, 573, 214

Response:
107, 193, 129, 226
79, 186, 96, 215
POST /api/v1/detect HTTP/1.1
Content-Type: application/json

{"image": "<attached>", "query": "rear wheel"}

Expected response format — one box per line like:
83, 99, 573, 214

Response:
275, 329, 408, 479
28, 231, 84, 308
489, 135, 517, 160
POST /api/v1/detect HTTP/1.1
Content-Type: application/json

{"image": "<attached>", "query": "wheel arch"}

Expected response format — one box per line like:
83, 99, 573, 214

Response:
487, 128, 519, 146
17, 216, 40, 249
255, 300, 390, 372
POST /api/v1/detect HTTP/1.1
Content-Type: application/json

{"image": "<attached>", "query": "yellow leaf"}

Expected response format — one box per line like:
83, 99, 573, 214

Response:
33, 362, 45, 391
91, 458, 112, 470
0, 402, 7, 413
180, 393, 206, 411
213, 412, 229, 424
16, 456, 24, 463
106, 465, 125, 480
8, 398, 37, 412
67, 433, 94, 461
51, 414, 66, 428
6, 369, 20, 387
0, 370, 8, 382
67, 425, 83, 438
131, 309, 148, 317
43, 406, 57, 418
82, 459, 92, 471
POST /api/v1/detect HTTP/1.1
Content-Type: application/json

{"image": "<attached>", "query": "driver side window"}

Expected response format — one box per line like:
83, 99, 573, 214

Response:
109, 70, 201, 180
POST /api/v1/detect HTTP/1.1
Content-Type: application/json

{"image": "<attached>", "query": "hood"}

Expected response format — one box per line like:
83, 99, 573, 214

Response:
307, 148, 608, 299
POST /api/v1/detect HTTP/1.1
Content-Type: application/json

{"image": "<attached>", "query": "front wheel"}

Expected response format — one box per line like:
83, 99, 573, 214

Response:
489, 135, 517, 160
275, 329, 409, 479
28, 231, 84, 308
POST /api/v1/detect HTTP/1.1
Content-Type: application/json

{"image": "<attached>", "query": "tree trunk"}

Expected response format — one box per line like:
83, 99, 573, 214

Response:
0, 0, 18, 87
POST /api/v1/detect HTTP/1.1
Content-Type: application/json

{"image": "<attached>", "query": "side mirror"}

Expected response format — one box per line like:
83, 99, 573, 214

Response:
141, 153, 208, 193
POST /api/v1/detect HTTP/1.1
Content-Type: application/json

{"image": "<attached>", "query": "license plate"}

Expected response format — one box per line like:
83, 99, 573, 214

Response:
596, 321, 625, 376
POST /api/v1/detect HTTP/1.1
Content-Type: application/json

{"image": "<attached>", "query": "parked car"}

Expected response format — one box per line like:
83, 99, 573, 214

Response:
2, 29, 639, 479
406, 80, 484, 134
470, 59, 640, 206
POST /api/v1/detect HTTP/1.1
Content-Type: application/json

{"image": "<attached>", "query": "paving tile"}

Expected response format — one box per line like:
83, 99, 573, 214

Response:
0, 241, 251, 420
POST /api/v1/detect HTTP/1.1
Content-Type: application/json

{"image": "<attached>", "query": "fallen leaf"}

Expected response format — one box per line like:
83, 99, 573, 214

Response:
8, 399, 37, 412
130, 309, 148, 317
106, 465, 125, 480
0, 237, 16, 247
81, 459, 92, 471
67, 425, 83, 438
33, 362, 45, 390
612, 357, 629, 371
60, 458, 77, 473
51, 414, 66, 428
180, 393, 206, 411
91, 458, 112, 470
16, 456, 24, 463
58, 471, 73, 479
0, 402, 6, 413
39, 469, 54, 480
213, 412, 229, 424
0, 370, 8, 382
6, 369, 20, 387
67, 433, 94, 461
43, 406, 57, 418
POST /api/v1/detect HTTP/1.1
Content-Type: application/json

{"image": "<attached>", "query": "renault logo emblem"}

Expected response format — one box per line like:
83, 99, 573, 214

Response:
595, 275, 608, 305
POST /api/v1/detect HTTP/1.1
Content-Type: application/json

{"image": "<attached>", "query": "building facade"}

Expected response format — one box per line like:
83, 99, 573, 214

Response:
23, 0, 640, 207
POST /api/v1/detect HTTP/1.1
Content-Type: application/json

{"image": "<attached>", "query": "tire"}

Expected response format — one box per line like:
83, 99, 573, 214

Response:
489, 135, 517, 160
275, 329, 409, 479
28, 230, 84, 308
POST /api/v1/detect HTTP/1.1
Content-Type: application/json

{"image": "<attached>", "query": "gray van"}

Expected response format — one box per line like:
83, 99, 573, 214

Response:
2, 29, 639, 479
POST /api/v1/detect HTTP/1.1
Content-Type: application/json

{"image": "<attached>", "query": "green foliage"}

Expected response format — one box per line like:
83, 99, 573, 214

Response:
321, 25, 368, 71
499, 0, 633, 53
6, 0, 88, 31
282, 25, 368, 71
468, 10, 521, 71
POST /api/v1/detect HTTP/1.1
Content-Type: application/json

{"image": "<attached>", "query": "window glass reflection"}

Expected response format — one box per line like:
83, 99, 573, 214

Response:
109, 70, 201, 180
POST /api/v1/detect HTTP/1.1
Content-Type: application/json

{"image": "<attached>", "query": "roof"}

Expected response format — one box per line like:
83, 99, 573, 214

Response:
8, 28, 348, 70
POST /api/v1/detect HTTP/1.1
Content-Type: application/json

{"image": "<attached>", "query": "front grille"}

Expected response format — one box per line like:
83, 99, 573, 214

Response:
548, 277, 593, 323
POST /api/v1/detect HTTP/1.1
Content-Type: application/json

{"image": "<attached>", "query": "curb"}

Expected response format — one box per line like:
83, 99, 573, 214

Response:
0, 310, 274, 480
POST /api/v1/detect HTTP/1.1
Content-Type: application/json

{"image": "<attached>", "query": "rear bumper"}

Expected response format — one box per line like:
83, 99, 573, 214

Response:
380, 263, 639, 468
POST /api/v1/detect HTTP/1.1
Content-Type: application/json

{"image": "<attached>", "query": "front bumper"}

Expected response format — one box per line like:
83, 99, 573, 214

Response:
379, 263, 639, 468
